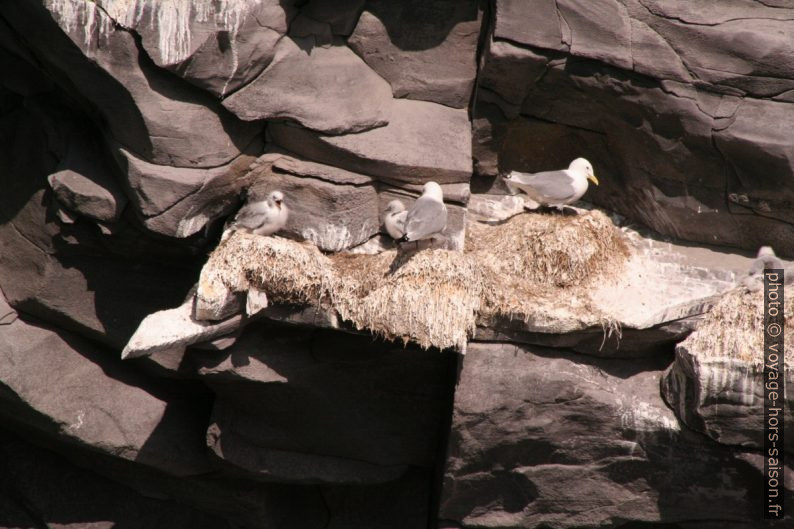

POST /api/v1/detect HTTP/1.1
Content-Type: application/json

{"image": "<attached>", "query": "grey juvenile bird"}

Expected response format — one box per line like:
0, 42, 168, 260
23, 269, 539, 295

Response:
222, 190, 288, 241
400, 181, 447, 244
503, 158, 598, 210
382, 199, 408, 240
742, 246, 791, 291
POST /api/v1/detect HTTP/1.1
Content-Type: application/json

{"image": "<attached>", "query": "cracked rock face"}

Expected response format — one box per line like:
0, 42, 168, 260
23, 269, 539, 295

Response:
3, 1, 794, 527
441, 342, 794, 528
348, 0, 481, 109
223, 36, 393, 134
477, 0, 794, 255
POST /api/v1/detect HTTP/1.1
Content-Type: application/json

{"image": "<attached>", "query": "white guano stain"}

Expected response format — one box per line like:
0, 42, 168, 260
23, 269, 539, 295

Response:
619, 400, 680, 435
66, 410, 85, 432
46, 0, 260, 73
301, 220, 378, 253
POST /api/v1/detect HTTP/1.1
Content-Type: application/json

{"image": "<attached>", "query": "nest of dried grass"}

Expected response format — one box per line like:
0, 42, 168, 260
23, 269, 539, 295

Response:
681, 287, 793, 366
333, 250, 482, 350
204, 232, 482, 350
466, 210, 630, 326
204, 233, 334, 306
202, 210, 629, 350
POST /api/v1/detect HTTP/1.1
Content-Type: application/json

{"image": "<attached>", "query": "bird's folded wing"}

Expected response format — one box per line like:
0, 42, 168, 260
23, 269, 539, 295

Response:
233, 203, 273, 230
514, 170, 577, 201
405, 197, 447, 239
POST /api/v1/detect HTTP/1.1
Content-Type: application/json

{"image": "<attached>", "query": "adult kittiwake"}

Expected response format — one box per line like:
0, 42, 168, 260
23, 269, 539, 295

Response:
400, 182, 447, 244
503, 158, 598, 210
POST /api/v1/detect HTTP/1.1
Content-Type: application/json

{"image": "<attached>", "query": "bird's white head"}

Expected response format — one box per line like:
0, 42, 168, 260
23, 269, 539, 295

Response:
385, 199, 406, 214
422, 181, 444, 201
758, 246, 776, 258
268, 190, 285, 209
569, 158, 598, 186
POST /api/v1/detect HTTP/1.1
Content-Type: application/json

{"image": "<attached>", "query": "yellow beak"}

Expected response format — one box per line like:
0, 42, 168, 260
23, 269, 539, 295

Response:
588, 174, 599, 186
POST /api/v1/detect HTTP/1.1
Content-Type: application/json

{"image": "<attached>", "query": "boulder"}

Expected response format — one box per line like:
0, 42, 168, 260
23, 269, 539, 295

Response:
223, 36, 392, 134
269, 98, 472, 185
440, 341, 794, 528
661, 287, 794, 453
0, 292, 212, 477
664, 350, 794, 454
348, 0, 481, 108
47, 133, 127, 223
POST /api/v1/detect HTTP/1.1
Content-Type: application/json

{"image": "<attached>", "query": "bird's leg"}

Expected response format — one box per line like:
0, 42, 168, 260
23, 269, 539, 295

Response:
560, 205, 579, 216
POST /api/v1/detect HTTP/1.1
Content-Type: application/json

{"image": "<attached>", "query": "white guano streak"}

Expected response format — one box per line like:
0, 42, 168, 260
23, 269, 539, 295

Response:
46, 0, 260, 68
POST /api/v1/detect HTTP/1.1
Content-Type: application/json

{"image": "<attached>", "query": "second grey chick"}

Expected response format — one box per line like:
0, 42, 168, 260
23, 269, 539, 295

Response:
382, 199, 408, 239
742, 246, 786, 291
223, 190, 288, 240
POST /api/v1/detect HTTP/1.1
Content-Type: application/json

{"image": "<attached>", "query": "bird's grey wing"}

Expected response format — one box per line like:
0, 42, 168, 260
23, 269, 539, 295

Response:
748, 255, 784, 276
232, 202, 274, 230
515, 170, 577, 201
405, 197, 447, 240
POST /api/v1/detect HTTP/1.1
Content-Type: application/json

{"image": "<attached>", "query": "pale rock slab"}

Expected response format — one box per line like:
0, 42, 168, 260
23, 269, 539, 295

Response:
224, 36, 392, 134
269, 98, 472, 185
122, 298, 244, 360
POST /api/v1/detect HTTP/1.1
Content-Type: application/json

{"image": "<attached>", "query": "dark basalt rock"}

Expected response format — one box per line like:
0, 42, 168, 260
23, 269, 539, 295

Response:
440, 342, 793, 528
348, 0, 481, 109
270, 98, 472, 185
0, 292, 212, 477
3, 1, 794, 527
197, 323, 457, 484
0, 426, 232, 529
223, 36, 393, 134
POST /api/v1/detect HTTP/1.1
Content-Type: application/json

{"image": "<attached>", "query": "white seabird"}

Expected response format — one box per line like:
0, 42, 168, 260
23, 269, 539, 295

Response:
742, 246, 793, 291
382, 199, 408, 240
400, 182, 448, 244
503, 157, 599, 210
222, 190, 288, 240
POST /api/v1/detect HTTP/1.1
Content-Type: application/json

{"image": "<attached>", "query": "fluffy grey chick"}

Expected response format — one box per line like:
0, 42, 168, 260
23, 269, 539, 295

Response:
503, 157, 598, 210
399, 182, 447, 243
742, 246, 786, 291
382, 199, 408, 240
222, 190, 288, 241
